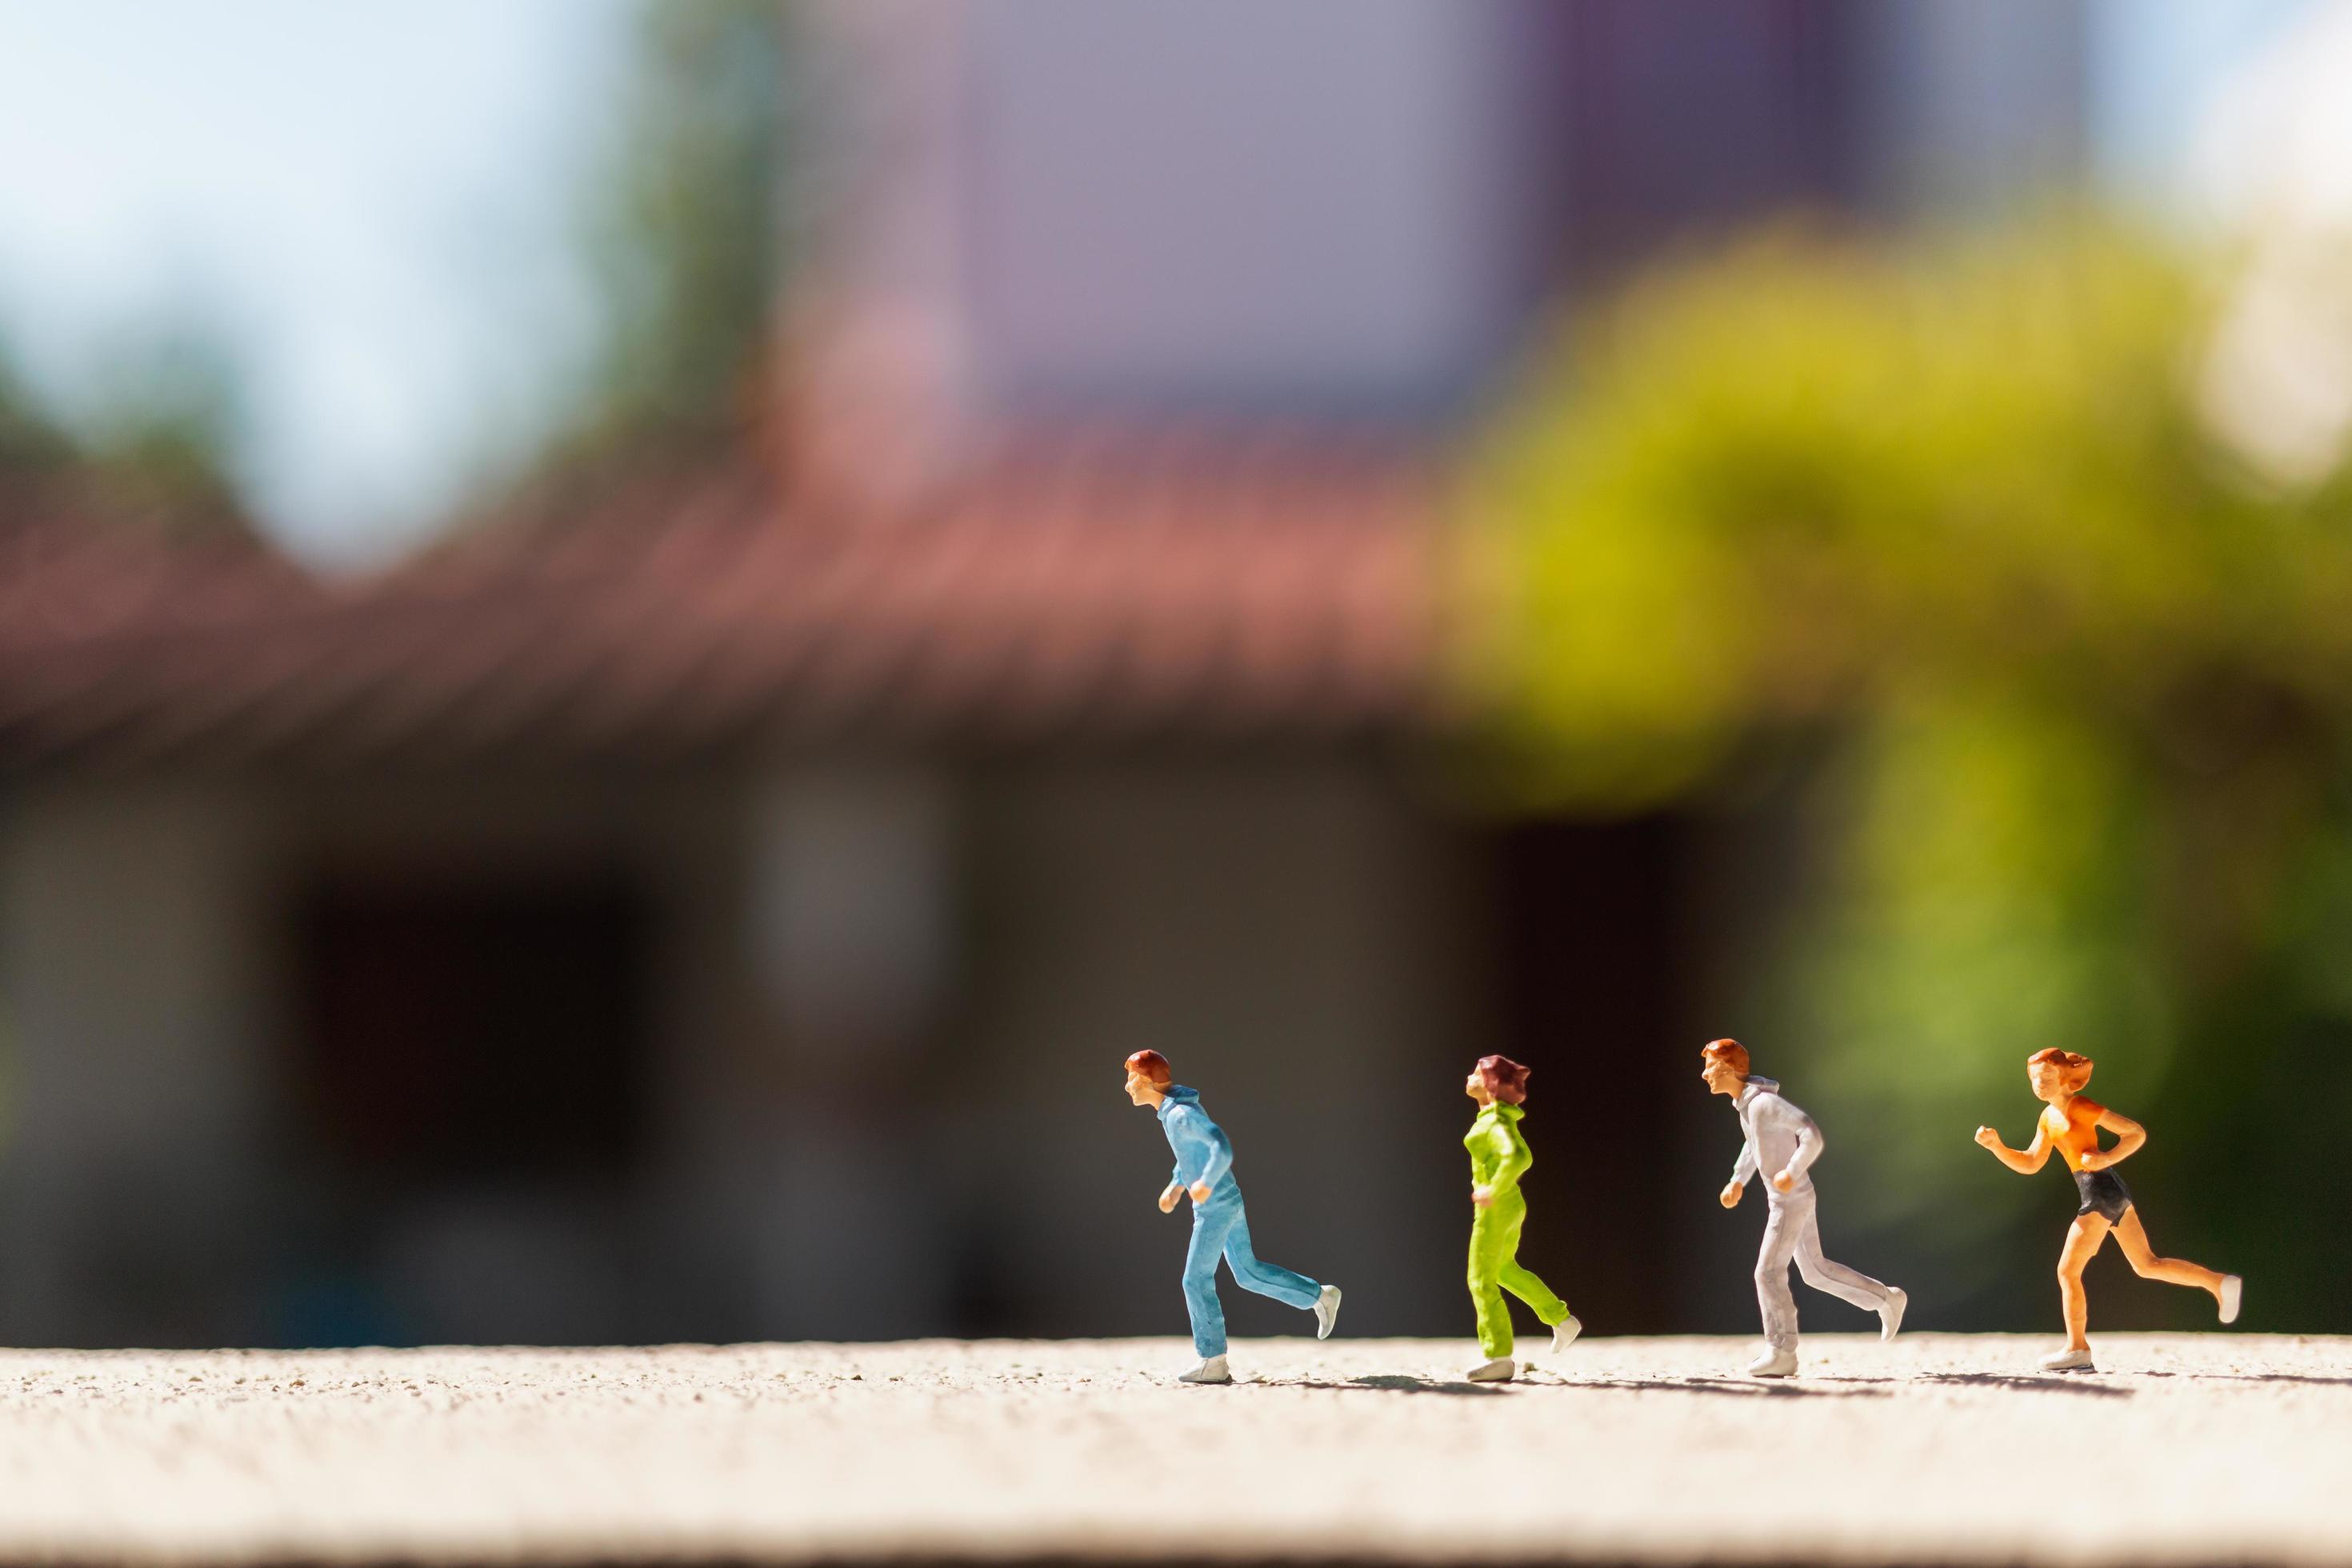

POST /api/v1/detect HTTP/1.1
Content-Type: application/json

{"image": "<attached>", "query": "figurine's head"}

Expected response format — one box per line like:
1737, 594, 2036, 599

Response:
1699, 1038, 1750, 1097
1124, 1050, 1173, 1107
2027, 1048, 2093, 1103
1466, 1055, 1530, 1107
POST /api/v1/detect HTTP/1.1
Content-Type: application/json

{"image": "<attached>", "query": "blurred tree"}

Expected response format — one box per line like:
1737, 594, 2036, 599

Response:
0, 323, 252, 542
73, 325, 252, 538
554, 0, 792, 463
1463, 221, 2352, 1328
0, 338, 72, 478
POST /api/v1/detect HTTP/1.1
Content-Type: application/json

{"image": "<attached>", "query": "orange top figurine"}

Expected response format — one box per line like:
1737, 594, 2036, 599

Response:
1974, 1048, 2242, 1372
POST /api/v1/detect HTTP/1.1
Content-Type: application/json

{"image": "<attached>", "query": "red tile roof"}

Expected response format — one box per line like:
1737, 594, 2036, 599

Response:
0, 436, 1440, 770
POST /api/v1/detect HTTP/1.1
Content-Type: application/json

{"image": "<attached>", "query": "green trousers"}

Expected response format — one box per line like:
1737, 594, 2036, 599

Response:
1468, 1190, 1569, 1358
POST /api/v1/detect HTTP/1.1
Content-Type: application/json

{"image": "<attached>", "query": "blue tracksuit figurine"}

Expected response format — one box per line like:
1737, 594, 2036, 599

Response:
1122, 1050, 1342, 1382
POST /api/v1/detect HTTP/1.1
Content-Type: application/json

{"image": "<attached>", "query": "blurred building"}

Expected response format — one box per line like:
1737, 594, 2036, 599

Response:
0, 0, 2084, 1348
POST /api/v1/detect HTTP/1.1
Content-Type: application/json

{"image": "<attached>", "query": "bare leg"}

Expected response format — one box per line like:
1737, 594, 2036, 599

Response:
2111, 1207, 2226, 1306
2057, 1213, 2110, 1352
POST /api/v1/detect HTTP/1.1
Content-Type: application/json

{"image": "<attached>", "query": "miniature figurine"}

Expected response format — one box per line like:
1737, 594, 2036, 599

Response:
1973, 1047, 2241, 1373
1462, 1054, 1580, 1382
1123, 1050, 1342, 1383
1702, 1038, 1906, 1378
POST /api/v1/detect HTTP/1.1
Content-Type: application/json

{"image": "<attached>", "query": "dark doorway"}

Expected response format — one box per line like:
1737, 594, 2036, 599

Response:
1482, 814, 1703, 1334
290, 873, 654, 1186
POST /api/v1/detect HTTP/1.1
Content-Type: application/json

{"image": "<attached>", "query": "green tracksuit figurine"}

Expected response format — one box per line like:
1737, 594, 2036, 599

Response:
1464, 1054, 1579, 1382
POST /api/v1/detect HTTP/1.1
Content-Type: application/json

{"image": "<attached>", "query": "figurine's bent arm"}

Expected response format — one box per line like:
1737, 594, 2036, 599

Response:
2088, 1107, 2146, 1170
1728, 1134, 1758, 1190
1162, 1106, 1202, 1189
1782, 1110, 1825, 1183
1489, 1127, 1533, 1196
1980, 1123, 2051, 1174
1190, 1116, 1234, 1190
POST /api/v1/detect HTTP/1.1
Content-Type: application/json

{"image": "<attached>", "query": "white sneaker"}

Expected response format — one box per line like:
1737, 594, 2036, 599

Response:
1879, 1286, 1908, 1342
1747, 1346, 1798, 1378
1466, 1356, 1515, 1382
2218, 1275, 2242, 1326
1176, 1354, 1232, 1384
1550, 1314, 1582, 1355
1314, 1284, 1342, 1339
2039, 1346, 2095, 1373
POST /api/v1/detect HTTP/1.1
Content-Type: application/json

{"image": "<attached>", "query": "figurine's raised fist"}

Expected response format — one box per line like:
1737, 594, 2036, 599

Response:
1718, 1181, 1743, 1210
1973, 1126, 2001, 1149
1158, 1182, 1182, 1214
1189, 1181, 1214, 1205
2077, 1151, 2106, 1172
1770, 1169, 1796, 1194
1470, 1184, 1494, 1209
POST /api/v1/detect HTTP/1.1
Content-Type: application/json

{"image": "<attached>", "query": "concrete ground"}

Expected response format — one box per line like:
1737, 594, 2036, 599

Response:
0, 1334, 2341, 1566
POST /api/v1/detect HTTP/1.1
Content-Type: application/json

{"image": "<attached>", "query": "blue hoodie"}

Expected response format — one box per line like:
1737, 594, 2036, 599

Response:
1156, 1086, 1237, 1203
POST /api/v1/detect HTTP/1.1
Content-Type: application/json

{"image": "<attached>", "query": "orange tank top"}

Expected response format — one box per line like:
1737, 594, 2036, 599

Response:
2039, 1097, 2106, 1172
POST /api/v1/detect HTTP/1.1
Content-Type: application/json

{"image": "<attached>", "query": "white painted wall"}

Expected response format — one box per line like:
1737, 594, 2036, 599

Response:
794, 0, 1544, 441
1857, 0, 2089, 216
0, 782, 277, 1343
957, 0, 1534, 416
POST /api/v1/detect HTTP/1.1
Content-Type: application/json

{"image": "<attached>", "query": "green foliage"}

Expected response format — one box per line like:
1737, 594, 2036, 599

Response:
1467, 223, 2352, 805
562, 0, 792, 457
0, 323, 251, 540
1799, 694, 2166, 1247
1465, 219, 2352, 1322
74, 326, 251, 535
0, 338, 70, 474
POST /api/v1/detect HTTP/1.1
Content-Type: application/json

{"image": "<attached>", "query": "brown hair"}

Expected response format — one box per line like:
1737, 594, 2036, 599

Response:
1474, 1054, 1531, 1106
1125, 1050, 1172, 1087
2027, 1048, 2093, 1091
1702, 1038, 1750, 1077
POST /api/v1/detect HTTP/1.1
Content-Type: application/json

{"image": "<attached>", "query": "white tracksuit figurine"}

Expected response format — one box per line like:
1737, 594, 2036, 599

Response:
1701, 1038, 1906, 1377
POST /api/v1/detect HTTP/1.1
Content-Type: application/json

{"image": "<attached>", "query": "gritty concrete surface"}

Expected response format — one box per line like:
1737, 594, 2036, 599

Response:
0, 1334, 2341, 1566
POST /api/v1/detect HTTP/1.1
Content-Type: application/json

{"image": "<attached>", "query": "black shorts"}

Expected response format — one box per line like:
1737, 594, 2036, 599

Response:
2074, 1168, 2132, 1224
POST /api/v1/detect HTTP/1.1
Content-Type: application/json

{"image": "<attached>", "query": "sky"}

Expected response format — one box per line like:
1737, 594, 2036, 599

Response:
2088, 0, 2323, 204
0, 0, 626, 567
0, 0, 2331, 568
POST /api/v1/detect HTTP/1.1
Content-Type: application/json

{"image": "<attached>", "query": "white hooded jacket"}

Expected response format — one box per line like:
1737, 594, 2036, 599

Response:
1727, 1077, 1825, 1200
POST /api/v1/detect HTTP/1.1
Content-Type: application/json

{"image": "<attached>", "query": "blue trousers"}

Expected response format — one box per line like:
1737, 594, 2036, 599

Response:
1183, 1195, 1322, 1358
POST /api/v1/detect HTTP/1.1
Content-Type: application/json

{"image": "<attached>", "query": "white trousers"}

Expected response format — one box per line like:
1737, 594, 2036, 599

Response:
1756, 1186, 1890, 1350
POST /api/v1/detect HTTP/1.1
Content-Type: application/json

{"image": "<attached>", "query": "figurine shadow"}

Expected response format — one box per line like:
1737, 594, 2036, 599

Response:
1541, 1373, 2130, 1399
1520, 1373, 1890, 1399
2135, 1370, 2352, 1389
1326, 1373, 1505, 1401
1268, 1371, 2165, 1398
1274, 1374, 1508, 1396
1903, 1372, 2134, 1398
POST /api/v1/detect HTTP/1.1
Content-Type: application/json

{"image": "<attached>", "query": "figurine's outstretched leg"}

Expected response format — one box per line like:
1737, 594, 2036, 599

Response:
1220, 1206, 1323, 1312
1790, 1203, 1895, 1317
1498, 1260, 1569, 1332
2110, 1209, 2230, 1311
1467, 1196, 1570, 1377
1500, 1256, 1580, 1358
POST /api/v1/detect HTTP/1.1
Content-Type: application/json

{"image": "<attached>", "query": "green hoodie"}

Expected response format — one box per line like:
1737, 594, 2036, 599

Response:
1464, 1098, 1568, 1359
1466, 1101, 1533, 1199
